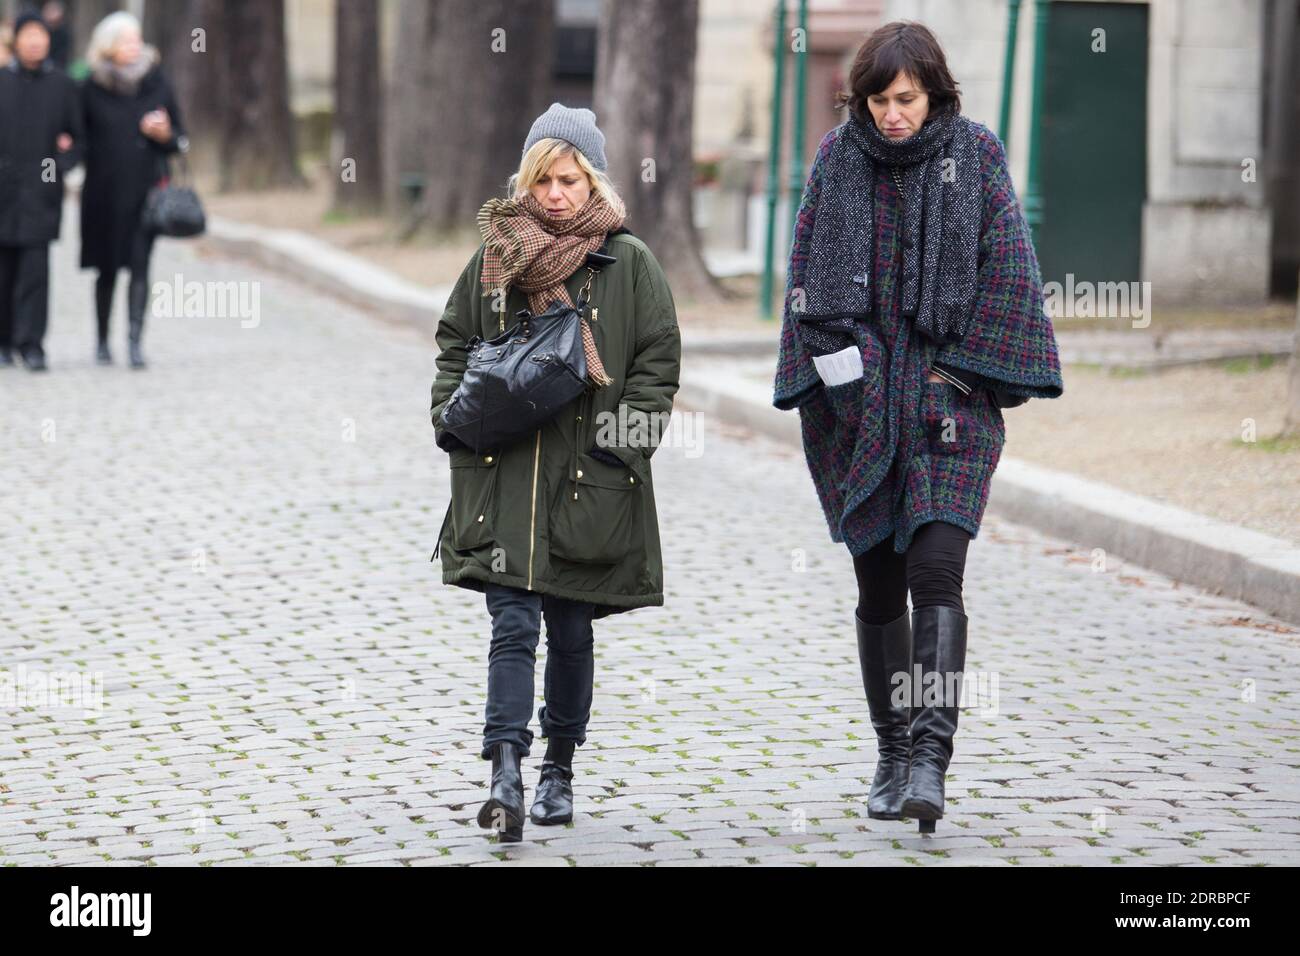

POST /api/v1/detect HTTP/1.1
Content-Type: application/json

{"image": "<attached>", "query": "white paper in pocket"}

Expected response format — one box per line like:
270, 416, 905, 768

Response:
812, 344, 864, 387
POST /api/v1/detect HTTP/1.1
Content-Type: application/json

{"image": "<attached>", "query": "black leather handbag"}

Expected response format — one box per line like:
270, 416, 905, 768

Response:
143, 154, 206, 238
438, 289, 592, 453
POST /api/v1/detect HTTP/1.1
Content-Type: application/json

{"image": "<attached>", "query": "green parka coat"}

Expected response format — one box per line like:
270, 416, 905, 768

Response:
429, 230, 682, 619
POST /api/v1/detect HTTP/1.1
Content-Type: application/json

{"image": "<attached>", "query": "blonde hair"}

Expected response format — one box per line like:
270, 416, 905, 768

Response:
85, 10, 144, 69
507, 138, 623, 212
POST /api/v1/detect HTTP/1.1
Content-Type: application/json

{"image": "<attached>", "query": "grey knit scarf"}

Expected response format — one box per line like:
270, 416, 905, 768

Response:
798, 109, 982, 349
91, 47, 157, 97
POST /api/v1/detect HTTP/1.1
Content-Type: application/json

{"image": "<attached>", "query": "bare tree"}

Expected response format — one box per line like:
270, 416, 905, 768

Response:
142, 0, 190, 65
1285, 278, 1300, 437
142, 0, 220, 179
332, 0, 383, 214
391, 0, 555, 239
386, 0, 436, 219
595, 0, 721, 302
65, 0, 121, 61
193, 0, 303, 192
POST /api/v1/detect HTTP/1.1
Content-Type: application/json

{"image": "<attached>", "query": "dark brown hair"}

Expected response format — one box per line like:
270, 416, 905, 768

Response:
835, 21, 962, 125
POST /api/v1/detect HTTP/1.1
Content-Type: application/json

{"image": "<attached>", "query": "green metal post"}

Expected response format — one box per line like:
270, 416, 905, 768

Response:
998, 0, 1022, 151
1023, 0, 1050, 242
786, 0, 809, 237
760, 0, 787, 320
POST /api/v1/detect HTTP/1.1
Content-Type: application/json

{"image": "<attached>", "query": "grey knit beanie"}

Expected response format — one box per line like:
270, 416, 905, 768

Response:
522, 102, 608, 173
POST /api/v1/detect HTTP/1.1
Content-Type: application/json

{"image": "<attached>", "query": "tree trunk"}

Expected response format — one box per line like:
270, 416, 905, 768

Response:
142, 0, 220, 179
1285, 274, 1300, 437
386, 0, 437, 218
595, 0, 721, 303
66, 0, 122, 64
142, 0, 187, 54
332, 0, 383, 214
203, 0, 303, 192
394, 0, 555, 238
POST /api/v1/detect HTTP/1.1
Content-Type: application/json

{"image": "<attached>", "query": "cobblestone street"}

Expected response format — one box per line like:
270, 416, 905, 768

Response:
1, 231, 1297, 867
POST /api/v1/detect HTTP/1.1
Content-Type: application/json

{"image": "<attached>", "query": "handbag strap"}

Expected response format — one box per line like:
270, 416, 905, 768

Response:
162, 149, 194, 187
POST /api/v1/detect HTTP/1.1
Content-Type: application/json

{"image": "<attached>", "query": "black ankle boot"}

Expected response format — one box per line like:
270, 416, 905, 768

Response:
900, 605, 968, 833
477, 741, 525, 842
530, 738, 575, 826
855, 607, 912, 820
96, 340, 113, 365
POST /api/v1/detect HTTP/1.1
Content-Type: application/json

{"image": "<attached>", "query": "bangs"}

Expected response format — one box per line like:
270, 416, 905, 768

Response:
837, 21, 962, 123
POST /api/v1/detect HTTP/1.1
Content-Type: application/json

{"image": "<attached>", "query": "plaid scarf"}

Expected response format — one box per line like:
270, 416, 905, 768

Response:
478, 191, 626, 388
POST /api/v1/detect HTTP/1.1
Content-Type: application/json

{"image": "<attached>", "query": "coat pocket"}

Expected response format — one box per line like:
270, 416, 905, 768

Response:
821, 329, 886, 424
448, 448, 501, 550
922, 380, 1005, 456
823, 376, 865, 421
921, 380, 963, 455
549, 452, 643, 565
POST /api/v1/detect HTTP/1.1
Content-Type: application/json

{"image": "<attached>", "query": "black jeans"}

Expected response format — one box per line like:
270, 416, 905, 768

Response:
0, 243, 50, 359
95, 220, 156, 343
853, 519, 972, 623
481, 583, 596, 760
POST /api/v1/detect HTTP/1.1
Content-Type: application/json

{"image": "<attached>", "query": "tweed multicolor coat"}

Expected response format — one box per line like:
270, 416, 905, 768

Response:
773, 118, 1063, 556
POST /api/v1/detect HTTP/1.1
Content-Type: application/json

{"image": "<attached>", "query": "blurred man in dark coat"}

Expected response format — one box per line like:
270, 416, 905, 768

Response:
0, 11, 82, 371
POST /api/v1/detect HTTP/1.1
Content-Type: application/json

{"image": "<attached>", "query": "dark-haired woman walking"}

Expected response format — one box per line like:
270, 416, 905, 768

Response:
773, 21, 1063, 831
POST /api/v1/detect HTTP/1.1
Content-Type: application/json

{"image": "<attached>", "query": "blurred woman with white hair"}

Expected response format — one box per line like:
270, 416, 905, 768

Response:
79, 10, 187, 369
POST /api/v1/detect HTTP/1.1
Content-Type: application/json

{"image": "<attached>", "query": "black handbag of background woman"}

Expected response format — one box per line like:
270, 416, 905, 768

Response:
439, 273, 599, 453
143, 153, 206, 238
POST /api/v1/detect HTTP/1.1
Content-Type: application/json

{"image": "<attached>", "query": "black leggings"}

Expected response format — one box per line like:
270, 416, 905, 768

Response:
853, 520, 972, 623
95, 222, 156, 341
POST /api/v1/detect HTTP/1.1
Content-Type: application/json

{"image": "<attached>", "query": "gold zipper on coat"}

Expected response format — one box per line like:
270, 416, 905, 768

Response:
526, 428, 541, 590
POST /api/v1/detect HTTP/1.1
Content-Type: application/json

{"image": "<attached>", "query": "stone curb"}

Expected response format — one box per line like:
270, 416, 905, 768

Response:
197, 215, 1300, 625
677, 365, 1300, 627
203, 216, 453, 336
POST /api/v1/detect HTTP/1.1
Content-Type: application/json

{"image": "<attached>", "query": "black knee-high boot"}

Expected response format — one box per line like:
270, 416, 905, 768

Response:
95, 270, 115, 365
901, 605, 968, 832
855, 607, 912, 819
127, 267, 148, 369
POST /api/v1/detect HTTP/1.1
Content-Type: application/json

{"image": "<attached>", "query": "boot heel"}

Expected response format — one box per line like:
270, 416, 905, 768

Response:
477, 797, 524, 831
918, 819, 936, 834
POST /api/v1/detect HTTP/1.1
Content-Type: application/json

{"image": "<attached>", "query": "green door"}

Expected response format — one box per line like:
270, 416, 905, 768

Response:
1037, 1, 1148, 287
